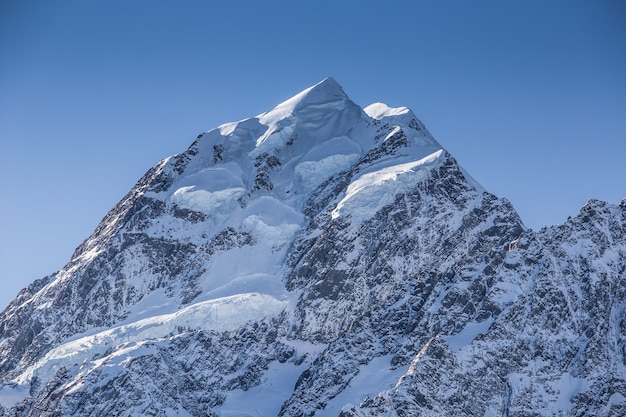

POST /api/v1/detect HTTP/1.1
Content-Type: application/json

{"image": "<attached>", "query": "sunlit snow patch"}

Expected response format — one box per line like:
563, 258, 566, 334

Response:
363, 102, 412, 119
331, 150, 444, 222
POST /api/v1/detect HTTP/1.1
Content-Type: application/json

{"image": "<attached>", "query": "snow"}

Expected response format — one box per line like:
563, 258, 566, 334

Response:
507, 371, 590, 416
292, 135, 362, 189
216, 353, 408, 417
294, 153, 360, 189
215, 360, 305, 417
172, 186, 245, 214
553, 373, 589, 410
197, 248, 287, 299
331, 150, 444, 222
444, 318, 494, 351
243, 196, 304, 227
602, 392, 626, 414
252, 78, 355, 153
364, 102, 411, 119
14, 293, 288, 387
243, 217, 301, 248
253, 124, 295, 151
241, 196, 304, 247
257, 77, 348, 126
301, 136, 361, 162
170, 163, 245, 214
323, 355, 409, 417
0, 384, 29, 409
219, 121, 239, 136
251, 78, 368, 168
215, 340, 326, 417
121, 288, 174, 323
490, 280, 524, 304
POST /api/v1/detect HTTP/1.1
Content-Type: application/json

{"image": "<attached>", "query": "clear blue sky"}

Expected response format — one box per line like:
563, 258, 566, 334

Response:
1, 0, 625, 310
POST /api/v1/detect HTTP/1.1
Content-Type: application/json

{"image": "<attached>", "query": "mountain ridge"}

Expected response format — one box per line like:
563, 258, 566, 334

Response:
1, 79, 624, 416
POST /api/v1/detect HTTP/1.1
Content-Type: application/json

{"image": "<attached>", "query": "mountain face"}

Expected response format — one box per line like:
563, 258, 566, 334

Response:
1, 78, 624, 417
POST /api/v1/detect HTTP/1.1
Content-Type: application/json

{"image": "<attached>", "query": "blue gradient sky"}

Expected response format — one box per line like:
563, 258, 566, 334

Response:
1, 0, 625, 309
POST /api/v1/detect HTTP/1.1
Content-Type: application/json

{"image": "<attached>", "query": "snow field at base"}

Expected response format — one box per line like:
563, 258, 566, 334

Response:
0, 384, 29, 409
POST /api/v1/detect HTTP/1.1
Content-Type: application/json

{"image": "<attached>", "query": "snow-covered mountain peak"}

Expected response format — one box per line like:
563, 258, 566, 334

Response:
289, 76, 348, 106
4, 78, 621, 417
263, 76, 348, 113
255, 77, 353, 128
179, 79, 448, 213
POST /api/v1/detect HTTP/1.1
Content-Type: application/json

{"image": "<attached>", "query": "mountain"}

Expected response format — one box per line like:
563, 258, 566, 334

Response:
0, 78, 624, 417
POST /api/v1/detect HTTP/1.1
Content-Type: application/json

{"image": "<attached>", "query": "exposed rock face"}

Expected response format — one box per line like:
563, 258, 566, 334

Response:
1, 78, 624, 416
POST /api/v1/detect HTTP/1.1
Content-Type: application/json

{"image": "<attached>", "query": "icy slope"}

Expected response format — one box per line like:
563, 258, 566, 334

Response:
1, 78, 624, 417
